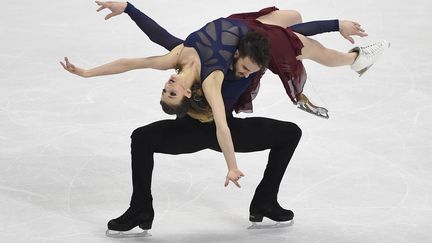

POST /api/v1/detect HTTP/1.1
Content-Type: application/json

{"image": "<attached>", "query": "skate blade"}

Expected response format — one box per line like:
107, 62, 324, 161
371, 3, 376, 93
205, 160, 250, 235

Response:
105, 229, 151, 238
298, 104, 329, 119
357, 41, 391, 77
357, 64, 373, 77
248, 220, 294, 230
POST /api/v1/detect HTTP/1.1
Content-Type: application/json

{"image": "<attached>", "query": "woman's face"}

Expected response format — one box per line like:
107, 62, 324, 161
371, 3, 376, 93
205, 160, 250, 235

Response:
160, 73, 191, 106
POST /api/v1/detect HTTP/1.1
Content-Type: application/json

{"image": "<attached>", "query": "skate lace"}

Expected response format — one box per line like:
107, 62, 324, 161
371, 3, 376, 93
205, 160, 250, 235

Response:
361, 42, 384, 57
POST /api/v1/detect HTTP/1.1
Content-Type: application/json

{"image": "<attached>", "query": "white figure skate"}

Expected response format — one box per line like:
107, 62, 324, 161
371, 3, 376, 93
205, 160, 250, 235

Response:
350, 40, 390, 76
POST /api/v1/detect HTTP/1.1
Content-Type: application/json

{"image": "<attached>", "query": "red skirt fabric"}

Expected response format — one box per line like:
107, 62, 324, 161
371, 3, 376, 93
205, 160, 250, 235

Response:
228, 7, 306, 113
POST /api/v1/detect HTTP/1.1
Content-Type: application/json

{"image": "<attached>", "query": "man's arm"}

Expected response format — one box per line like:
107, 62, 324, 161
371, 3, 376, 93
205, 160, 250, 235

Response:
291, 20, 367, 44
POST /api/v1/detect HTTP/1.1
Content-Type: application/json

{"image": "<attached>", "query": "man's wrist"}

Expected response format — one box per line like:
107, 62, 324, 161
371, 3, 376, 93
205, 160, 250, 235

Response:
124, 2, 133, 14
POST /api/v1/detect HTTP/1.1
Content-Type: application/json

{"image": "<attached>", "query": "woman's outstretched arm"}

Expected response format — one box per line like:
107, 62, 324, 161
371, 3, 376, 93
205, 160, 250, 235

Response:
60, 45, 183, 77
202, 70, 245, 188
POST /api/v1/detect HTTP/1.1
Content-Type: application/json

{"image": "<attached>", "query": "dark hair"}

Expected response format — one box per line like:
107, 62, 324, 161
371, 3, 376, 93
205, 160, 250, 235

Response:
160, 96, 191, 117
238, 31, 271, 67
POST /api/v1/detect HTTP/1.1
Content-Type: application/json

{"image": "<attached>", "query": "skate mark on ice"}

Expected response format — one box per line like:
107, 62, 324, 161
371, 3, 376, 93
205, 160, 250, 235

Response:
290, 169, 365, 204
0, 185, 48, 200
66, 155, 94, 213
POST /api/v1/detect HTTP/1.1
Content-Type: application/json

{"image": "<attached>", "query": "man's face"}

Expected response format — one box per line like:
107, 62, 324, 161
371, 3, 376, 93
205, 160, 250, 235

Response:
232, 51, 261, 78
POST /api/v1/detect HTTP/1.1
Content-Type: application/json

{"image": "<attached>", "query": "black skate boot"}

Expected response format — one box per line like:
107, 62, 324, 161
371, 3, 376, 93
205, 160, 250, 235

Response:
248, 200, 294, 229
106, 206, 154, 238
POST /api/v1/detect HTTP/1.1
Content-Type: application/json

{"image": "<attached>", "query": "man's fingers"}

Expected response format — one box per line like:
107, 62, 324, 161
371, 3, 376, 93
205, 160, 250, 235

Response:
360, 32, 368, 37
60, 61, 66, 69
96, 6, 106, 12
95, 1, 106, 12
105, 12, 116, 20
346, 36, 354, 44
95, 1, 104, 6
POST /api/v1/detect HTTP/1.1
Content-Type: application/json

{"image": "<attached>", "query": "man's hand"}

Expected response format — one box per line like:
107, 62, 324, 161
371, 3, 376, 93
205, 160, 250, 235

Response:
339, 20, 368, 44
224, 168, 245, 188
95, 1, 127, 20
60, 57, 87, 77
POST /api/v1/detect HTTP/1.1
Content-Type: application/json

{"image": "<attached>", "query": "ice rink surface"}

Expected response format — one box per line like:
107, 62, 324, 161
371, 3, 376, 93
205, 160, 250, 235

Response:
1, 0, 431, 242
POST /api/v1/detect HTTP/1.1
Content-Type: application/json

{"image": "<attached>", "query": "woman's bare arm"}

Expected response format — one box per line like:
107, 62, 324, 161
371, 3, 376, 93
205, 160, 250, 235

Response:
202, 70, 245, 188
60, 44, 183, 78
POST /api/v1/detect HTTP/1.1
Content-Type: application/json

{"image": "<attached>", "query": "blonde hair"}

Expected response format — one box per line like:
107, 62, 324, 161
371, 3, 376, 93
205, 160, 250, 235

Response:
187, 83, 213, 122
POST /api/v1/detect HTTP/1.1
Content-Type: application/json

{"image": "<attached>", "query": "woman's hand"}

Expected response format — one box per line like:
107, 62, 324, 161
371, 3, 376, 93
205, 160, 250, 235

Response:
95, 1, 127, 20
224, 168, 245, 188
339, 20, 368, 44
60, 57, 87, 77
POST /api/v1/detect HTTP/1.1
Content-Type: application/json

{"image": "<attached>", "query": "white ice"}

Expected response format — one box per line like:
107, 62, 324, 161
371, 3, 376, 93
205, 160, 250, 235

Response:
1, 0, 432, 242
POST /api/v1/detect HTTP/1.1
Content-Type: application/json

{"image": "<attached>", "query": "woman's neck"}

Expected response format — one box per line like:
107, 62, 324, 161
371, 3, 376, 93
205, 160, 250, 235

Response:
178, 47, 201, 86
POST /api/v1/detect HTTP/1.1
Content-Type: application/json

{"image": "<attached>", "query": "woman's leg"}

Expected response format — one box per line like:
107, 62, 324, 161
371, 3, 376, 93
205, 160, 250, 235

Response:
295, 32, 357, 66
256, 10, 303, 27
256, 11, 357, 67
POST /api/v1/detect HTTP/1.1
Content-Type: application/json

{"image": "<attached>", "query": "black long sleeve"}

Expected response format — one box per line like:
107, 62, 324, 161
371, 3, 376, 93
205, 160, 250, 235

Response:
290, 19, 339, 36
125, 2, 184, 51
